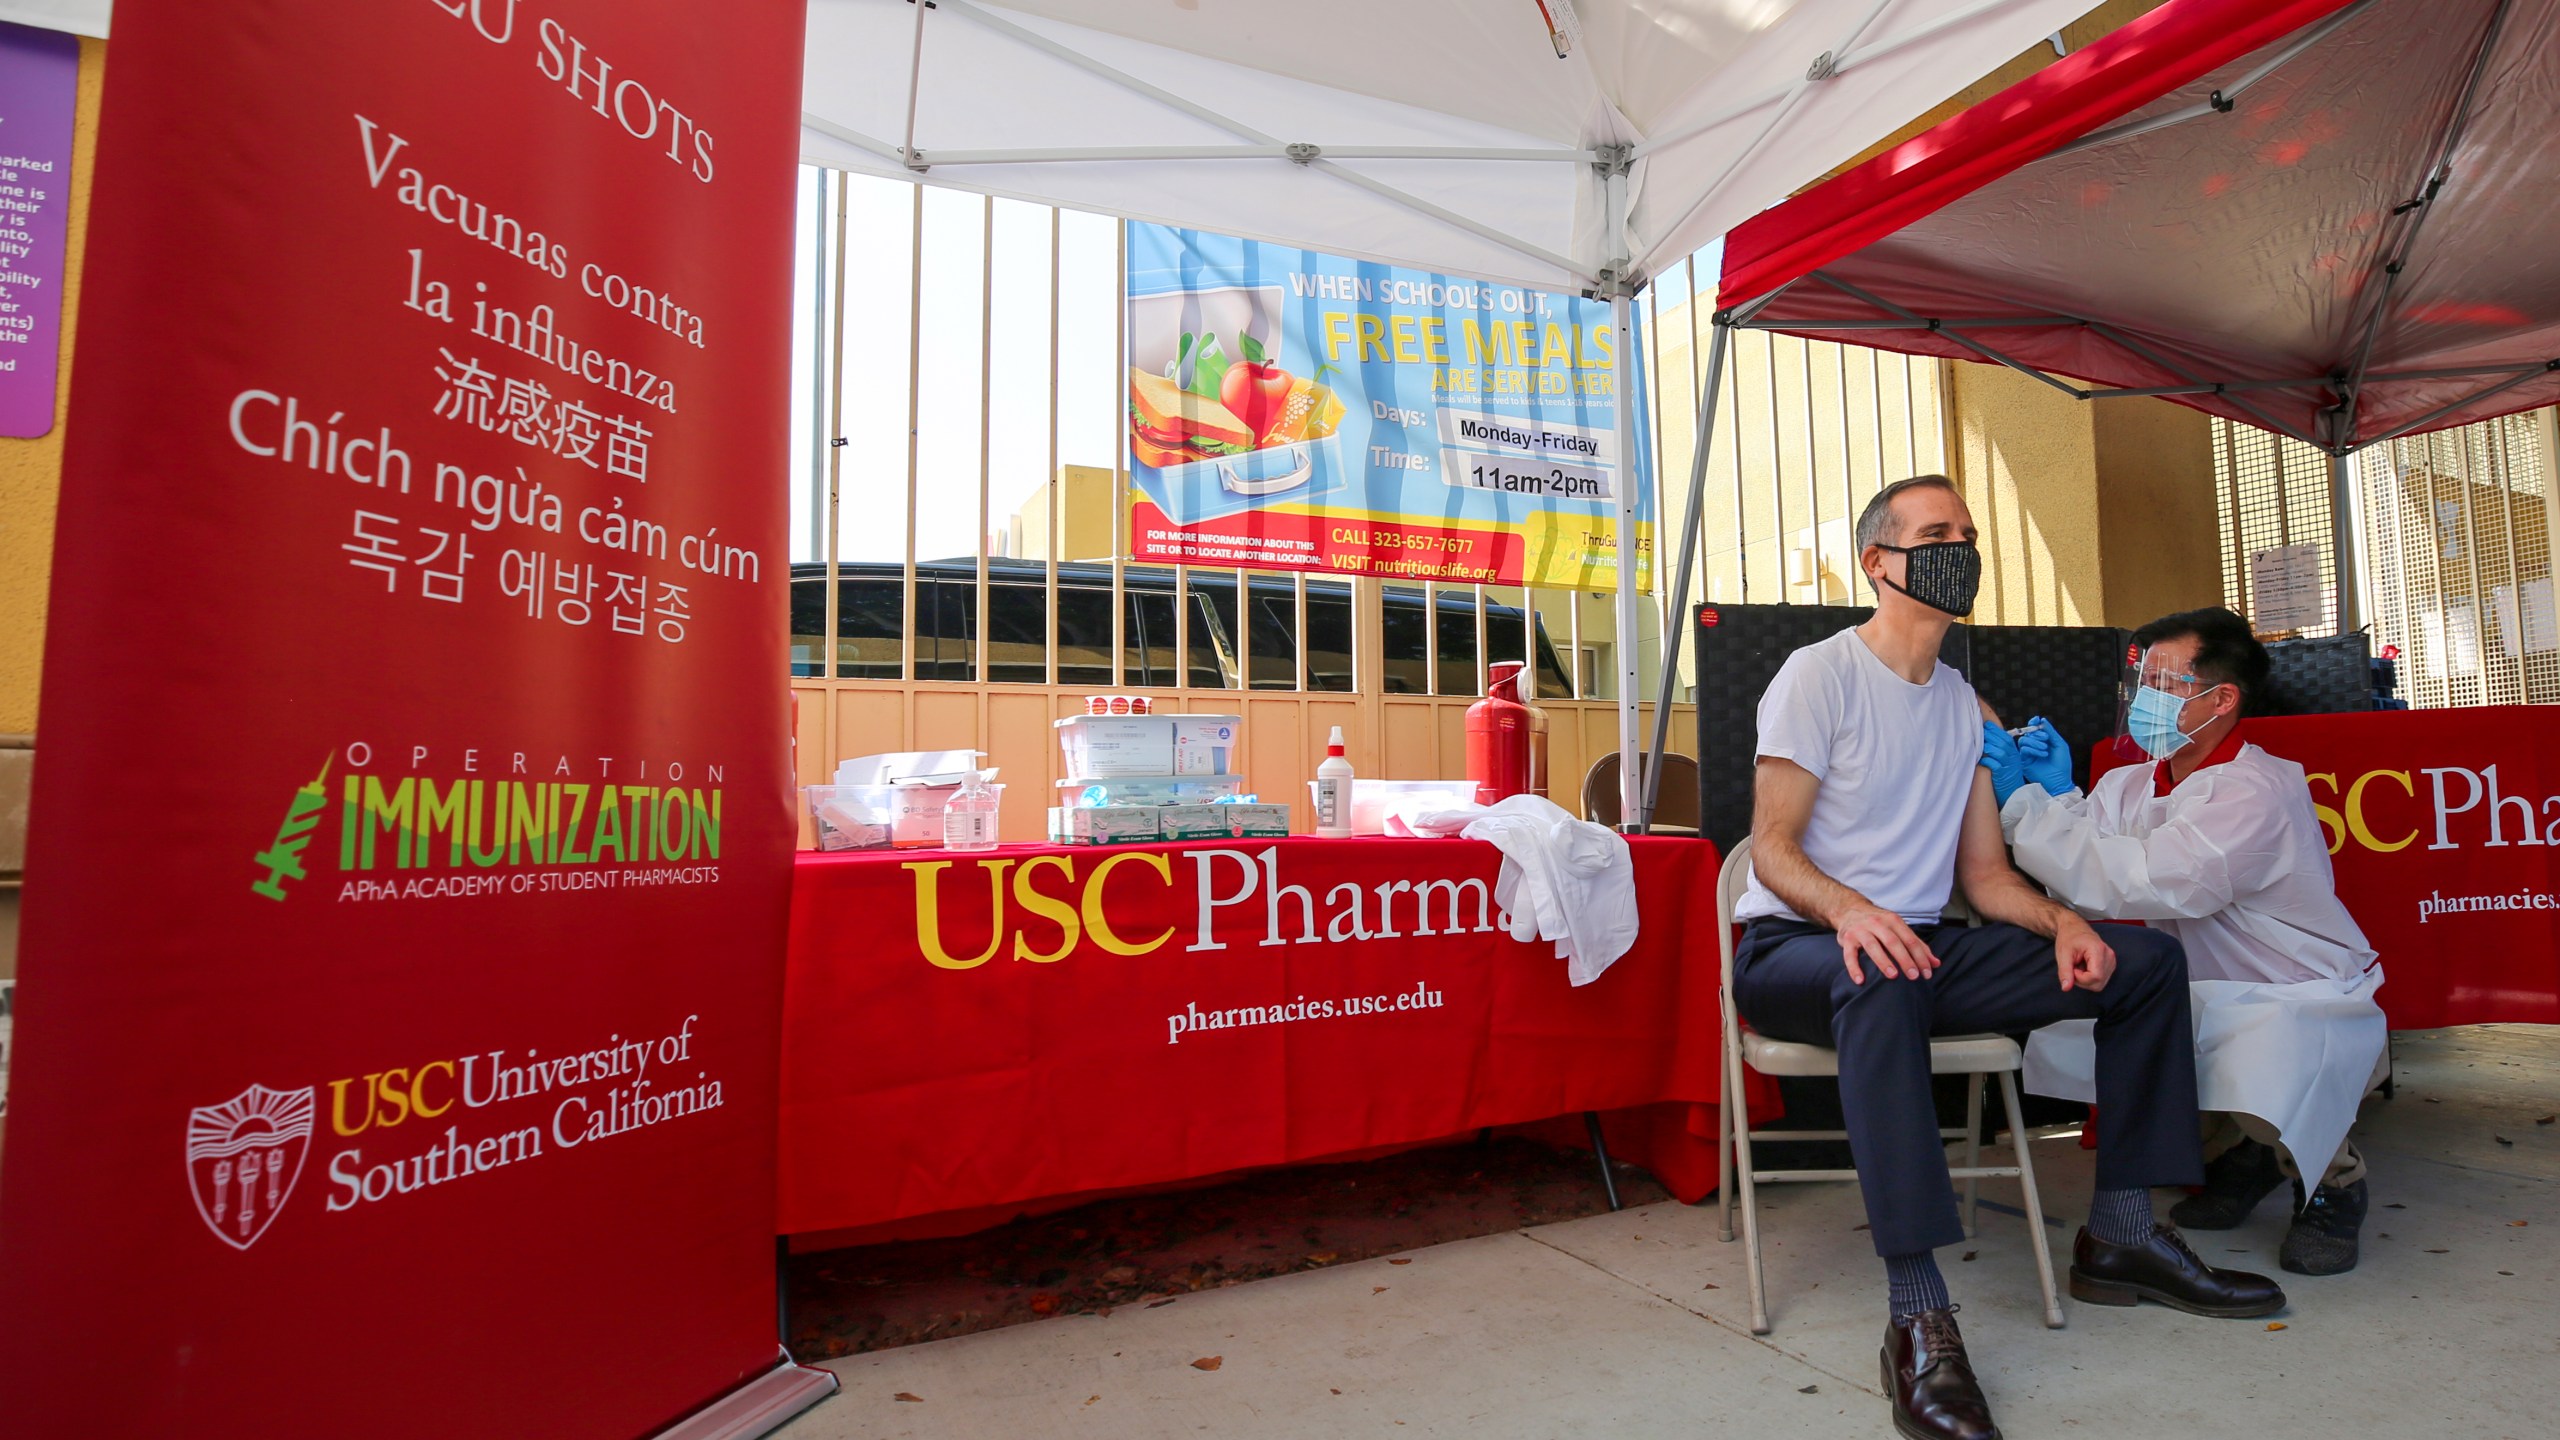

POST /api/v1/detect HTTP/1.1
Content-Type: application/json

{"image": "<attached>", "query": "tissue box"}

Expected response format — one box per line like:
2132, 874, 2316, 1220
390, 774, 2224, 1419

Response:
1048, 805, 1162, 846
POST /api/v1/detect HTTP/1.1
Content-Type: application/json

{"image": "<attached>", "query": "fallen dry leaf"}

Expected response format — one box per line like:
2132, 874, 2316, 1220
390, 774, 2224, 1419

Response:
1147, 1298, 1178, 1309
2500, 1270, 2516, 1276
1961, 1251, 1978, 1262
1798, 1384, 1820, 1395
2536, 1115, 2556, 1126
1388, 1258, 1413, 1266
2495, 1135, 2515, 1146
2422, 1097, 2441, 1104
1701, 1281, 1721, 1289
1373, 1286, 1389, 1294
2512, 1221, 2531, 1228
2385, 1202, 2406, 1210
2264, 1323, 2286, 1332
2425, 1248, 2450, 1254
1192, 1356, 1223, 1372
1101, 1265, 1138, 1285
1028, 1295, 1059, 1316
1331, 1389, 1342, 1396
1307, 1252, 1338, 1264
893, 1393, 923, 1403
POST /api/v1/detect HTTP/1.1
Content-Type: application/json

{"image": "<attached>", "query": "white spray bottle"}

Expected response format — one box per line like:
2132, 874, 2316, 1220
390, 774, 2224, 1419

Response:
1315, 726, 1354, 838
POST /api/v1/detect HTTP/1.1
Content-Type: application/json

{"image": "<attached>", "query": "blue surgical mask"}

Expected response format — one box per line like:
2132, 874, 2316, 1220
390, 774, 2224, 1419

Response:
2126, 684, 2216, 760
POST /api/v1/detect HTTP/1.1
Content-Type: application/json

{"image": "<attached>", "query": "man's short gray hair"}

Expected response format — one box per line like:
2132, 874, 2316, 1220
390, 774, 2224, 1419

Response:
1854, 474, 1961, 553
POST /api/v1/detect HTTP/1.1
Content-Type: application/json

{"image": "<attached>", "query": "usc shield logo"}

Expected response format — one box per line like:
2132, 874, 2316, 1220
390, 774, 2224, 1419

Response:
185, 1084, 316, 1250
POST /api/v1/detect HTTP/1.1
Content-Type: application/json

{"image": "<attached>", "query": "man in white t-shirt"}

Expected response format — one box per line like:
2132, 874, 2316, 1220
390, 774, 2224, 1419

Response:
1731, 476, 2284, 1440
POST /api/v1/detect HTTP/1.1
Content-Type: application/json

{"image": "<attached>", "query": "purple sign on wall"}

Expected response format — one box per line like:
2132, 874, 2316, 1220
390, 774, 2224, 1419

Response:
0, 21, 79, 438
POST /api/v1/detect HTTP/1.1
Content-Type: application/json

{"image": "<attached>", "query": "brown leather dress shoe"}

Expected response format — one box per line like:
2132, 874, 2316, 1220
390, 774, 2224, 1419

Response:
1881, 1306, 1999, 1440
2069, 1223, 2287, 1317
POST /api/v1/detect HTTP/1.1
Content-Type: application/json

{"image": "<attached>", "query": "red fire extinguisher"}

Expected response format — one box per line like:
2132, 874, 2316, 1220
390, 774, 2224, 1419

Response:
1468, 661, 1549, 805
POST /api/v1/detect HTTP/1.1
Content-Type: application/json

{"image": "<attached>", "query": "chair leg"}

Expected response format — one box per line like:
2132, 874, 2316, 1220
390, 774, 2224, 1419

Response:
1999, 1070, 2065, 1329
1716, 1082, 1735, 1241
1729, 1046, 1770, 1334
1962, 1073, 1984, 1240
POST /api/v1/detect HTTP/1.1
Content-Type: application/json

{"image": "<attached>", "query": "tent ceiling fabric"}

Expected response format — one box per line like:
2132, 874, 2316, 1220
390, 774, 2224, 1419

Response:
1722, 0, 2560, 450
799, 0, 2102, 292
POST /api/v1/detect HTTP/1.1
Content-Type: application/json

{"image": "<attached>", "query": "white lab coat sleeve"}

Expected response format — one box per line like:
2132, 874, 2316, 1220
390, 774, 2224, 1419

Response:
1997, 783, 2089, 845
2008, 772, 2295, 922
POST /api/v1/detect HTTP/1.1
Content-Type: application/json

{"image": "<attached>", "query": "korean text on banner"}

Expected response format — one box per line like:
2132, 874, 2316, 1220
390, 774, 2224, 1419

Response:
0, 4, 812, 1438
1124, 224, 1654, 589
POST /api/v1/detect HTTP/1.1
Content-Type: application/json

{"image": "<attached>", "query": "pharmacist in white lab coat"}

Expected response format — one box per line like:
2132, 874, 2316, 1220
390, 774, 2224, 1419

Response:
1980, 608, 2385, 1277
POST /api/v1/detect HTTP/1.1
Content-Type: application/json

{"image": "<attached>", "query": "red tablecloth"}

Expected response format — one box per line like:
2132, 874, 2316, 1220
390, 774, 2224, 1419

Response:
780, 835, 1742, 1237
2091, 708, 2560, 1027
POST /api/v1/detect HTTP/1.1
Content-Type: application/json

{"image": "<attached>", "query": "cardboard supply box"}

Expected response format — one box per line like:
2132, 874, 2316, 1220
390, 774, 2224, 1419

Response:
1047, 805, 1163, 846
1159, 803, 1291, 840
1055, 714, 1241, 779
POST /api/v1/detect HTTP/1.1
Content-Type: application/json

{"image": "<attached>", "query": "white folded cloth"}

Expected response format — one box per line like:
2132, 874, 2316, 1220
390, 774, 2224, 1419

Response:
1400, 795, 1639, 986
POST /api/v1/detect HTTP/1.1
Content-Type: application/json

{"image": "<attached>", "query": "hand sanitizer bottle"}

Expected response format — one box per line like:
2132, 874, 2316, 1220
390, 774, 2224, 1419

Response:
1315, 726, 1355, 838
943, 767, 1000, 852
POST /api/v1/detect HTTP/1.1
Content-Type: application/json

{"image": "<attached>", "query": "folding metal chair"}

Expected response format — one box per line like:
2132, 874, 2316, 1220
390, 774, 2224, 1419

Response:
1713, 835, 2065, 1333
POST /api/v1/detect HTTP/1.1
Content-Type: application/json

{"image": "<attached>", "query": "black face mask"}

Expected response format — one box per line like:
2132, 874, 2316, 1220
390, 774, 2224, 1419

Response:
1872, 541, 1982, 617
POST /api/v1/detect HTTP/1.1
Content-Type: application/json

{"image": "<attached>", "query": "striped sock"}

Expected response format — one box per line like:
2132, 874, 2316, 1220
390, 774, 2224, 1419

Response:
2089, 1186, 2157, 1246
1885, 1251, 1950, 1319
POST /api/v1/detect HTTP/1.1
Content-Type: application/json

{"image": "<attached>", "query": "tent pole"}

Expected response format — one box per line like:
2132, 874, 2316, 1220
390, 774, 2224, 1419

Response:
1604, 151, 1644, 833
2329, 451, 2361, 635
1640, 316, 1732, 830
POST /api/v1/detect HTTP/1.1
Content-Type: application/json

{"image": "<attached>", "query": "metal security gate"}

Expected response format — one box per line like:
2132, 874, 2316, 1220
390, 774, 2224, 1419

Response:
2211, 410, 2560, 707
2363, 414, 2560, 708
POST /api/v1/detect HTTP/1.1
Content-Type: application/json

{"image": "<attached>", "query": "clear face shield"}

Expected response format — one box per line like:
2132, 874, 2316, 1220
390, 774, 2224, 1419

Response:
2119, 648, 2229, 760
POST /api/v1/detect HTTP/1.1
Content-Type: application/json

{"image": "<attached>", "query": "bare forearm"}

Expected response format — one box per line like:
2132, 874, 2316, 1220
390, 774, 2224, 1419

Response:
1753, 831, 1877, 929
1962, 865, 2081, 939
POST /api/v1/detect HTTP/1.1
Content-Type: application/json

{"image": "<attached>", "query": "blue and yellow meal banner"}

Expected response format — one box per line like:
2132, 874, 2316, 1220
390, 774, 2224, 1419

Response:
1125, 223, 1653, 590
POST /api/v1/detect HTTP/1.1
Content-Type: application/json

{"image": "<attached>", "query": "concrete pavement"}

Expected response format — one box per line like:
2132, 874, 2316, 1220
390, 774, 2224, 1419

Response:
779, 1025, 2560, 1439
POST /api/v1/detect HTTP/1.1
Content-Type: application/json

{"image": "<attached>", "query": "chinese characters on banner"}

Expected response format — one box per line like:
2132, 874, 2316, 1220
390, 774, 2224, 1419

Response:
0, 3, 820, 1437
1124, 224, 1654, 589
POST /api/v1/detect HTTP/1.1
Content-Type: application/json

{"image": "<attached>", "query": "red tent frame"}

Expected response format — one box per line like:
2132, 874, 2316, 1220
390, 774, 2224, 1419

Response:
1635, 0, 2554, 820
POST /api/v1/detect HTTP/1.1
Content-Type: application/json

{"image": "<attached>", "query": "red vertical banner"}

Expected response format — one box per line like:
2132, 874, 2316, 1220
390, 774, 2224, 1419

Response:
0, 3, 818, 1437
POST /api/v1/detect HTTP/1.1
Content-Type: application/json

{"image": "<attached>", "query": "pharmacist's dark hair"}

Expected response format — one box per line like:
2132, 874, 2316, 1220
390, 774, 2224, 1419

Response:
2133, 607, 2270, 714
1854, 474, 1961, 553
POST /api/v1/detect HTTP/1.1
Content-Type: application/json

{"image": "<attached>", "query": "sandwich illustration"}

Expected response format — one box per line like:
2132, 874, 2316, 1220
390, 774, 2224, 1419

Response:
1129, 368, 1256, 469
1128, 329, 1347, 471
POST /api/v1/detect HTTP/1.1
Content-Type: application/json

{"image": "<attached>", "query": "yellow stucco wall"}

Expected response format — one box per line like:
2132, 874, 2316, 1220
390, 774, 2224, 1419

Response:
1945, 361, 2104, 627
2092, 396, 2226, 625
0, 36, 103, 737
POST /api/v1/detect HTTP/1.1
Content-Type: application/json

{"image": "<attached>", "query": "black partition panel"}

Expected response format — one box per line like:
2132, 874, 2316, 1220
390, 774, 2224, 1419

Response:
1964, 624, 2132, 797
1692, 605, 2126, 853
2263, 633, 2375, 715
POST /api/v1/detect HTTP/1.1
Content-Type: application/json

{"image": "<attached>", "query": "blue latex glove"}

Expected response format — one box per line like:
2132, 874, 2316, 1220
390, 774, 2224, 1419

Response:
1979, 720, 2027, 806
2017, 715, 2075, 796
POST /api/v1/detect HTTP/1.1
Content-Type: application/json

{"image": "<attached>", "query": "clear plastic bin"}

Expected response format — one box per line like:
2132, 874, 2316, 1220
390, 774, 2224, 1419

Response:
806, 782, 1006, 850
1306, 778, 1478, 837
1055, 774, 1248, 808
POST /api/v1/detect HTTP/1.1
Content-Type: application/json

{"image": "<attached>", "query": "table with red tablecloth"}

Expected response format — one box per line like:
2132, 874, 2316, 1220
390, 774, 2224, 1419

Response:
779, 835, 1748, 1239
2090, 707, 2560, 1027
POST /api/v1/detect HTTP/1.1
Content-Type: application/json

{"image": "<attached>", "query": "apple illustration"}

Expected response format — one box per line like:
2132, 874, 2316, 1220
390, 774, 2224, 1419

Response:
1220, 335, 1296, 443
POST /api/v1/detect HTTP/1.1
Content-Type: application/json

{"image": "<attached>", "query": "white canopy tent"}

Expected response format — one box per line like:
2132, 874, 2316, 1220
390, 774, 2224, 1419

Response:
24, 0, 2105, 824
800, 0, 2099, 823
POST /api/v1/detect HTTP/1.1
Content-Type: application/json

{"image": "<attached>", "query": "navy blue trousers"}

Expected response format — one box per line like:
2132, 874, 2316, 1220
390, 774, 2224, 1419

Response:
1735, 919, 2203, 1257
